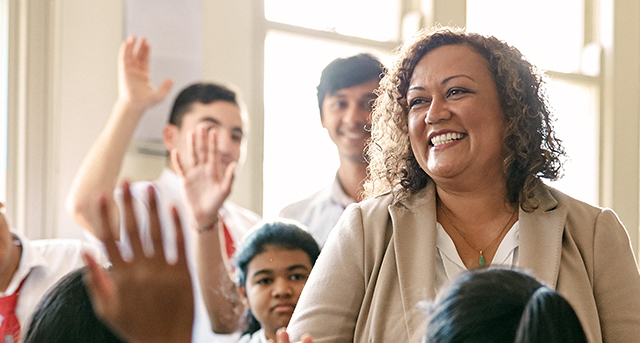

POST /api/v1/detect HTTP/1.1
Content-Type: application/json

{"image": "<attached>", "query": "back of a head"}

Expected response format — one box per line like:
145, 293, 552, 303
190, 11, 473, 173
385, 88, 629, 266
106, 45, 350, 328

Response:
423, 269, 587, 343
316, 53, 385, 114
24, 268, 125, 343
515, 287, 588, 343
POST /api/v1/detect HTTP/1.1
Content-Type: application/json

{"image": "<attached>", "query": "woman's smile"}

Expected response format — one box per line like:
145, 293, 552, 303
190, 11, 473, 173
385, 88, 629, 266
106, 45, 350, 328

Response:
407, 44, 506, 184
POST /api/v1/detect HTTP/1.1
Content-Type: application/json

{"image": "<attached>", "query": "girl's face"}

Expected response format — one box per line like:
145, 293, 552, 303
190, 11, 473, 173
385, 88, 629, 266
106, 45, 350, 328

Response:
238, 246, 313, 340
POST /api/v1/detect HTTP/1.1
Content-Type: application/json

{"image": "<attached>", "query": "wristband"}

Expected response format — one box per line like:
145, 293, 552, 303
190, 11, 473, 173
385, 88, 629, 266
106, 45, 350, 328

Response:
196, 220, 218, 234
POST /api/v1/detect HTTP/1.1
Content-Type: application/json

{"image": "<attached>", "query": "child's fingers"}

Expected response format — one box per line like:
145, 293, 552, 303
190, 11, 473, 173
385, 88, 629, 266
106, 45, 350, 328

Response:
83, 251, 114, 314
172, 207, 188, 269
98, 195, 124, 267
147, 186, 166, 261
121, 182, 145, 258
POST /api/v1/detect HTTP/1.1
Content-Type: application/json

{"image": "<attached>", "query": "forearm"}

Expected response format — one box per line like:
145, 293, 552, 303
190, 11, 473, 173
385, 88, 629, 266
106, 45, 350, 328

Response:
66, 99, 147, 236
196, 224, 243, 334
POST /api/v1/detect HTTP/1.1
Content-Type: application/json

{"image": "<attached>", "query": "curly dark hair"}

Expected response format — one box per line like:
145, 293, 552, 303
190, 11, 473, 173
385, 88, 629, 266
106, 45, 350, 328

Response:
364, 26, 564, 211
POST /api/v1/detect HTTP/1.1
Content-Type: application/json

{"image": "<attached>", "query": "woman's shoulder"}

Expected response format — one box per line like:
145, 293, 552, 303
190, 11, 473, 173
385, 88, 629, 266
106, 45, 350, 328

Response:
357, 185, 432, 213
357, 191, 395, 210
541, 184, 603, 214
541, 184, 622, 230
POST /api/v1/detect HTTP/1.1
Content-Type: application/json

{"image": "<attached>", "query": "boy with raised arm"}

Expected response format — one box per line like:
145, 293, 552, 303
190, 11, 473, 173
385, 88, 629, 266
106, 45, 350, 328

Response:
67, 36, 259, 341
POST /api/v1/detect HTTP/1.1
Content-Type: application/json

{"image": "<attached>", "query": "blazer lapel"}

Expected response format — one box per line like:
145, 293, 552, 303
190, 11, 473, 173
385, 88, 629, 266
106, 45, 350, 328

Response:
518, 186, 567, 288
389, 183, 438, 339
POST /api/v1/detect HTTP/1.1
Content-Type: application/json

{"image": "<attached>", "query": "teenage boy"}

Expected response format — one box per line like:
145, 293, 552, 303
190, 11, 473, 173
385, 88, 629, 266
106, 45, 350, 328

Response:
280, 54, 384, 247
66, 36, 259, 341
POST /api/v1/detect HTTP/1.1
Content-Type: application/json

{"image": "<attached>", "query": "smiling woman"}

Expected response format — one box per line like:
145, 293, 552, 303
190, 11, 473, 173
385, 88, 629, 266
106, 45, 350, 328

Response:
286, 27, 640, 343
406, 45, 507, 193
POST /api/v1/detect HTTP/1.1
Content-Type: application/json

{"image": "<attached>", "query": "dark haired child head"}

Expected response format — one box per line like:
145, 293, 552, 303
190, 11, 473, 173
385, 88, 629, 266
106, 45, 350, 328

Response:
24, 268, 125, 343
423, 268, 587, 343
234, 220, 320, 342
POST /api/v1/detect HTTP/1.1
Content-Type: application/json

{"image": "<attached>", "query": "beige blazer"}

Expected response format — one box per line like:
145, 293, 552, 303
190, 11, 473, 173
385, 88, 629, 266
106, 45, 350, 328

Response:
287, 181, 640, 343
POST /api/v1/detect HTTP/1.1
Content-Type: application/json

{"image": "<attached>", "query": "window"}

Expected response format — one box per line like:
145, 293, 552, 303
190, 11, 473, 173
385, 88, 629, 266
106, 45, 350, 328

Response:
467, 0, 600, 205
261, 1, 399, 218
264, 0, 401, 42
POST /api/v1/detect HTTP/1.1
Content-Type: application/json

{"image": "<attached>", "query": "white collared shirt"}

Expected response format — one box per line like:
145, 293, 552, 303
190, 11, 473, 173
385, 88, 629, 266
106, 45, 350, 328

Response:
279, 173, 355, 247
434, 221, 520, 293
0, 231, 105, 330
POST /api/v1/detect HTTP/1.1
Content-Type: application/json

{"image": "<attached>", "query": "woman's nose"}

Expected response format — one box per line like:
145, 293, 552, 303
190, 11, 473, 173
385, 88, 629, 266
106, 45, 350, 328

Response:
425, 97, 451, 125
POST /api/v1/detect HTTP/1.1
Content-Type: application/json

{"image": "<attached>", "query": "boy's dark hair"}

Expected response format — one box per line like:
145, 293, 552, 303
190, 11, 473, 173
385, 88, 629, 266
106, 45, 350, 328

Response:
24, 268, 125, 343
168, 83, 239, 127
317, 53, 385, 116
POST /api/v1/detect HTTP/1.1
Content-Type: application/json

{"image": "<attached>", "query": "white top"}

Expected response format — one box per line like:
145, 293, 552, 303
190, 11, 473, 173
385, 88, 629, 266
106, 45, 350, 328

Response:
279, 174, 355, 247
0, 231, 105, 331
116, 168, 261, 343
236, 329, 267, 343
434, 221, 520, 293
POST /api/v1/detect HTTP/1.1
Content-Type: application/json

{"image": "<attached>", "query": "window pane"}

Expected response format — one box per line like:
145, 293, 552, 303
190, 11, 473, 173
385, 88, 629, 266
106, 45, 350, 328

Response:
467, 0, 584, 73
264, 0, 400, 42
263, 31, 389, 218
544, 79, 599, 205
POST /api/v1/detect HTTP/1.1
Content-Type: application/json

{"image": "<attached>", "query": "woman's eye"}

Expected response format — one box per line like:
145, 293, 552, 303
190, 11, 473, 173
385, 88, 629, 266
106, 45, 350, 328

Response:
409, 98, 429, 108
447, 88, 468, 97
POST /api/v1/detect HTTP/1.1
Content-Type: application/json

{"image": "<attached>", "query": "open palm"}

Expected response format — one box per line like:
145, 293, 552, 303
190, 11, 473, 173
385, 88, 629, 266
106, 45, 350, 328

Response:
173, 125, 236, 228
84, 184, 193, 343
118, 36, 172, 111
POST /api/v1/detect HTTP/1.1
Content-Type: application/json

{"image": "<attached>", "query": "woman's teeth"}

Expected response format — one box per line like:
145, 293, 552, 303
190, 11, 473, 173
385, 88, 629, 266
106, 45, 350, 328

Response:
431, 132, 465, 146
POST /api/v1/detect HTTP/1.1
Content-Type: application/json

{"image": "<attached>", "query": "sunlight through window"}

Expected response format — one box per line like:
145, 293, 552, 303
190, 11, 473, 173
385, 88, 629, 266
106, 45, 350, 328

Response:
264, 0, 401, 42
468, 0, 599, 205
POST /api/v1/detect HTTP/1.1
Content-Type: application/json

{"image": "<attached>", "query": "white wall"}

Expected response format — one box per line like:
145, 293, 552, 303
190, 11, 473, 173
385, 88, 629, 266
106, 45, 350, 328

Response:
7, 0, 261, 239
54, 1, 124, 238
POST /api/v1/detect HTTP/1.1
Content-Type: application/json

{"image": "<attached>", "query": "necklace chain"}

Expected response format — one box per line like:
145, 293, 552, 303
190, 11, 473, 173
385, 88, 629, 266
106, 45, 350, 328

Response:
438, 200, 516, 266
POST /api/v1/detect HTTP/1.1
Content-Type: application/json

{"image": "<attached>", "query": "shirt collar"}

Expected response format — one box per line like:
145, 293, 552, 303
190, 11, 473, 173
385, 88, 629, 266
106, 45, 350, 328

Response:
331, 173, 356, 209
436, 221, 520, 281
2, 231, 48, 295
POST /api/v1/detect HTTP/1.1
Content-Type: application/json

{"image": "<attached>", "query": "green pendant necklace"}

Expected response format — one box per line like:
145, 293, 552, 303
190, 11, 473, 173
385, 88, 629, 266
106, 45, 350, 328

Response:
439, 202, 516, 267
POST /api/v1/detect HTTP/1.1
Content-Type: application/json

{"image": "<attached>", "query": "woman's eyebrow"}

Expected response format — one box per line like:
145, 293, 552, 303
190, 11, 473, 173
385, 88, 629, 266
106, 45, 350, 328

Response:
408, 74, 476, 92
441, 74, 475, 84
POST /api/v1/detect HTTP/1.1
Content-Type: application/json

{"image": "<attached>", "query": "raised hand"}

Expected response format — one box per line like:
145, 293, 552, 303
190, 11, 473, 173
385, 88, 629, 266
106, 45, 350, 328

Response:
117, 36, 173, 112
84, 183, 193, 343
172, 124, 236, 228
